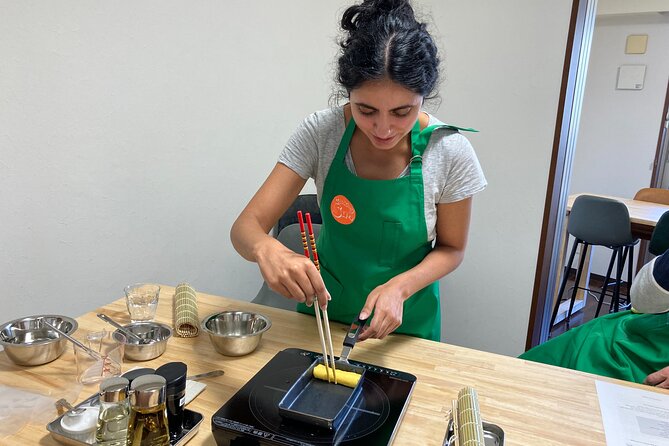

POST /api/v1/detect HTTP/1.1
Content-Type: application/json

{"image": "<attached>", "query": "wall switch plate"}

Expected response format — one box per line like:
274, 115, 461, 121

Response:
616, 65, 646, 90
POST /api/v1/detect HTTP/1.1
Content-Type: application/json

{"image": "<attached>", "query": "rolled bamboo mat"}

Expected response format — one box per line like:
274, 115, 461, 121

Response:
173, 283, 199, 337
456, 386, 485, 446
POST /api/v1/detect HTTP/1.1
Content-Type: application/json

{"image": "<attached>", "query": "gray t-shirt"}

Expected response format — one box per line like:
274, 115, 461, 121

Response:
278, 106, 487, 241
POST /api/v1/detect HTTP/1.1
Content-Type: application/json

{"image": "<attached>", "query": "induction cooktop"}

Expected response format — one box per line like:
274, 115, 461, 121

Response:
212, 348, 416, 446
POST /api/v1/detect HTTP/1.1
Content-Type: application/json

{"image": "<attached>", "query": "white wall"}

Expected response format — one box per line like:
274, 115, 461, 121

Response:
1, 1, 573, 356
0, 0, 342, 320
569, 12, 669, 275
598, 0, 669, 15
429, 2, 572, 355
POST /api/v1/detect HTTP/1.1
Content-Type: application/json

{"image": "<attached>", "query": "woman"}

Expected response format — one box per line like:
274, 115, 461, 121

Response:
230, 0, 486, 341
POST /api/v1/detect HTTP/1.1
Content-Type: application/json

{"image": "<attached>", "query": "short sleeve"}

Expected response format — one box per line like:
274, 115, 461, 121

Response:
278, 113, 321, 180
439, 133, 487, 203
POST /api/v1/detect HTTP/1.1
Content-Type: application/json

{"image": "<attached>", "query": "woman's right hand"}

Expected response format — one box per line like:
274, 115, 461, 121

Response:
255, 238, 331, 309
230, 163, 330, 308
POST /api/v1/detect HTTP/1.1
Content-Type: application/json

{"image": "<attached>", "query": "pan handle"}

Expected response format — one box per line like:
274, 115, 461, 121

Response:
343, 316, 368, 348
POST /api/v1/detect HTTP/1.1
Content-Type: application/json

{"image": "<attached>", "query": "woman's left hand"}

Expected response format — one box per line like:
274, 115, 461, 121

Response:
357, 282, 405, 341
353, 199, 474, 341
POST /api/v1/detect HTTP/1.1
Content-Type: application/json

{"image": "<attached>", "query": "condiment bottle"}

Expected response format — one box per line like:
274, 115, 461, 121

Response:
127, 374, 170, 446
155, 362, 187, 439
96, 376, 130, 446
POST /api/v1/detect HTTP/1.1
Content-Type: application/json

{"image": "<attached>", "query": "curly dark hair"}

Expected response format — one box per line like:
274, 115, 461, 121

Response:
334, 0, 440, 101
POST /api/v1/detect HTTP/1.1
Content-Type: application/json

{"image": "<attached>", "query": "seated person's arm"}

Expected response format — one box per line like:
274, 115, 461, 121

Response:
630, 250, 669, 314
645, 366, 669, 389
635, 250, 669, 388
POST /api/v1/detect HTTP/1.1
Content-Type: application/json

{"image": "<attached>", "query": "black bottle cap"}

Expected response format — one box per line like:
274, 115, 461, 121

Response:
155, 362, 187, 391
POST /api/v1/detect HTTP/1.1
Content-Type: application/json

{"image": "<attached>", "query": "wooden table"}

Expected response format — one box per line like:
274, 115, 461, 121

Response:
2, 286, 668, 445
552, 193, 669, 323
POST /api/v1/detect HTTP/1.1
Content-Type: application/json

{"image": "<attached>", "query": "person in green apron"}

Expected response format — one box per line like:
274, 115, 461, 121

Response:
230, 0, 486, 342
520, 250, 669, 387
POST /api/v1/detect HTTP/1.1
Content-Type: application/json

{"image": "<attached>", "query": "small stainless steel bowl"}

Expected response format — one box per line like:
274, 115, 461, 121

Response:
202, 311, 271, 356
0, 315, 78, 366
116, 322, 172, 361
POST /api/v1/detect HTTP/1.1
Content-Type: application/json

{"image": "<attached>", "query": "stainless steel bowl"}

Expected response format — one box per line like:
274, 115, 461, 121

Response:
202, 311, 271, 356
116, 322, 172, 361
0, 315, 78, 366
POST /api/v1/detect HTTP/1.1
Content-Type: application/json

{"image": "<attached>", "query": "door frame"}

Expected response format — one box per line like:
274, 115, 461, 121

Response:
650, 78, 669, 188
526, 0, 597, 349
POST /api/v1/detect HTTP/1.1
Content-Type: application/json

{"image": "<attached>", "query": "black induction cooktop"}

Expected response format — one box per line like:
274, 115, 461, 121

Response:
212, 348, 416, 446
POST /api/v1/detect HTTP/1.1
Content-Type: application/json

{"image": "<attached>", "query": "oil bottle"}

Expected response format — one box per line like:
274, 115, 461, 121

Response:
95, 376, 130, 446
127, 374, 169, 446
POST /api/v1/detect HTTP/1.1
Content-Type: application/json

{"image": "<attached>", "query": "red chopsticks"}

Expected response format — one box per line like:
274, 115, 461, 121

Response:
297, 211, 337, 383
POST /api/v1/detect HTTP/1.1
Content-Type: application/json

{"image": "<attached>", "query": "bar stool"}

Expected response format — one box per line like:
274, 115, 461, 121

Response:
550, 195, 639, 330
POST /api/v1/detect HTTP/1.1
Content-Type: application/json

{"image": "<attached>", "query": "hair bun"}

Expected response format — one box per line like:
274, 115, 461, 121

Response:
336, 0, 439, 99
370, 0, 409, 12
341, 0, 415, 34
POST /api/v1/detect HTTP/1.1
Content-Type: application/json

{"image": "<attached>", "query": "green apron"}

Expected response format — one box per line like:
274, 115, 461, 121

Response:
298, 117, 468, 341
520, 311, 669, 383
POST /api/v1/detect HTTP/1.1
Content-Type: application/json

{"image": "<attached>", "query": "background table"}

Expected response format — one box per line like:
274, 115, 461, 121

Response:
2, 285, 667, 445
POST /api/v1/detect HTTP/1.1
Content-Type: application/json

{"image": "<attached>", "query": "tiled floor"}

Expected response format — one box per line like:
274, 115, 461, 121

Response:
549, 273, 631, 338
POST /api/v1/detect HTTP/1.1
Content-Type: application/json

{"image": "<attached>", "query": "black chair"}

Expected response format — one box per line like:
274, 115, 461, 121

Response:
252, 194, 322, 310
649, 210, 669, 256
550, 195, 639, 330
273, 193, 321, 236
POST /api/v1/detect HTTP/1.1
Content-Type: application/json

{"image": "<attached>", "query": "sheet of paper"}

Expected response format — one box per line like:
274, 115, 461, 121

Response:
185, 380, 206, 405
596, 380, 669, 445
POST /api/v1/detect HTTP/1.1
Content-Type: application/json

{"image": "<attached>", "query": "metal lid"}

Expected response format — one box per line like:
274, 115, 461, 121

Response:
99, 377, 129, 403
155, 362, 187, 389
122, 368, 156, 384
130, 374, 166, 408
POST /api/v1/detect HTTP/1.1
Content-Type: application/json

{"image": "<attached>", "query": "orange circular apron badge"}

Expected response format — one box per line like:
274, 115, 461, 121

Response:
330, 195, 356, 225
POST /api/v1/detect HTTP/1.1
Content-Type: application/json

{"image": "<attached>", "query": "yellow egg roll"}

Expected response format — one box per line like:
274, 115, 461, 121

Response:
313, 364, 362, 388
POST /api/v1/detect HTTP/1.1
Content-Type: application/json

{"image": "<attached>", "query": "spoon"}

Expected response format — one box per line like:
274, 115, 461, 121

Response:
55, 398, 86, 416
187, 370, 224, 381
41, 319, 103, 360
96, 313, 150, 344
56, 399, 98, 434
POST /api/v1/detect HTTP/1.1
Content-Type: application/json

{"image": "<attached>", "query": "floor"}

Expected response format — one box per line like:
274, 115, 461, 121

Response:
549, 272, 631, 338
